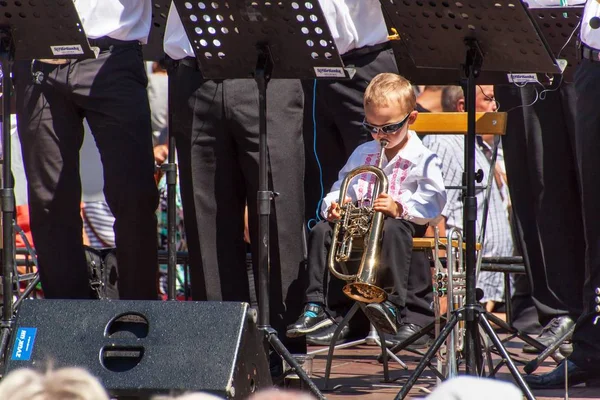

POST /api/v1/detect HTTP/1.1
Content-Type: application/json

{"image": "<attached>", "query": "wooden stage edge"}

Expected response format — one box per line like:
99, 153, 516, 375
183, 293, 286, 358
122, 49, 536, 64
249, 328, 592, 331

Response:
300, 336, 600, 400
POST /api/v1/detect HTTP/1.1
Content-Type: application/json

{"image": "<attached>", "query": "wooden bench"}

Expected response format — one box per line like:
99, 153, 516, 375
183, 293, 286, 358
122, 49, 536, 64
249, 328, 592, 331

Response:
413, 237, 482, 251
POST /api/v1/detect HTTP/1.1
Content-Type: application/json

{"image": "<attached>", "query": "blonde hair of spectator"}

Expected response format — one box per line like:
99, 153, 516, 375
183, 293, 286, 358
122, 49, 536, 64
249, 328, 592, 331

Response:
0, 367, 109, 400
364, 73, 417, 112
248, 388, 317, 400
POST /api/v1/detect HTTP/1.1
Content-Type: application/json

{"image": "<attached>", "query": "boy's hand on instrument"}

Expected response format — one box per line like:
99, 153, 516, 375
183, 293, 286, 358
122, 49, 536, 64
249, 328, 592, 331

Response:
326, 197, 352, 222
327, 202, 342, 222
373, 193, 403, 218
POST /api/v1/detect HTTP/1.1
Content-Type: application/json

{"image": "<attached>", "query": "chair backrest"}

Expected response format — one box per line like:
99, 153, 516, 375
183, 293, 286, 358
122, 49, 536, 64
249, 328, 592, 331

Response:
411, 112, 507, 135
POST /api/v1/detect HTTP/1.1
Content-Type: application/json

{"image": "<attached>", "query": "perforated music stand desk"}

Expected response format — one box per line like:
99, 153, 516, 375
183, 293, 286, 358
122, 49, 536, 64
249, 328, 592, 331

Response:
0, 0, 93, 370
171, 1, 349, 398
173, 1, 348, 79
379, 1, 559, 399
530, 6, 583, 83
383, 0, 561, 85
144, 0, 171, 61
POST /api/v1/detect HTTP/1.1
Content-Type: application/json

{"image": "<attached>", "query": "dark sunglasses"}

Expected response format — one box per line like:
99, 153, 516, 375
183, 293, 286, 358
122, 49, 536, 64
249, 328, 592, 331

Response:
361, 112, 411, 135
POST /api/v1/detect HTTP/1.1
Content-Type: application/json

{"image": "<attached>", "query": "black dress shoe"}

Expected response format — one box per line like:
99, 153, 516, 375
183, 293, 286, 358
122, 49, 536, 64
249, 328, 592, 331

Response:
286, 303, 334, 338
364, 300, 400, 335
306, 323, 352, 346
522, 316, 574, 354
524, 360, 599, 389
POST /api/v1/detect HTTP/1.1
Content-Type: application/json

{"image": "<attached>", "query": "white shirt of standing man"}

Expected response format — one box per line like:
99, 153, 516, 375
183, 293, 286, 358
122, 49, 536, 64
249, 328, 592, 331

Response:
163, 4, 196, 60
163, 1, 391, 59
74, 0, 152, 43
581, 0, 600, 50
317, 0, 390, 55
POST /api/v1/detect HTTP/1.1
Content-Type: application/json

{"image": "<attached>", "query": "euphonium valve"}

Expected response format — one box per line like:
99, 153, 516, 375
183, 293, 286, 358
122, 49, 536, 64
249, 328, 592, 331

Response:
327, 139, 389, 303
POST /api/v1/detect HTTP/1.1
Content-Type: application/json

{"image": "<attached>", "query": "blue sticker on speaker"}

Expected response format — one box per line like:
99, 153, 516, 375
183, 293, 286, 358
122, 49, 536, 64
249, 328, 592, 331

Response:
11, 327, 37, 361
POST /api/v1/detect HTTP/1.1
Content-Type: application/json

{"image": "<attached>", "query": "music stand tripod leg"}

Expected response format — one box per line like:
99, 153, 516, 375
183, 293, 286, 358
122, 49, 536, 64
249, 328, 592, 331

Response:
395, 312, 460, 399
163, 131, 178, 301
479, 312, 535, 399
253, 45, 324, 400
395, 38, 537, 400
0, 39, 15, 370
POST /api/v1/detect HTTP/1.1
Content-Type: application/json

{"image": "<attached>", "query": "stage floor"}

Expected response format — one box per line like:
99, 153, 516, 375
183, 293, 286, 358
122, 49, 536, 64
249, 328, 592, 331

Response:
305, 337, 600, 399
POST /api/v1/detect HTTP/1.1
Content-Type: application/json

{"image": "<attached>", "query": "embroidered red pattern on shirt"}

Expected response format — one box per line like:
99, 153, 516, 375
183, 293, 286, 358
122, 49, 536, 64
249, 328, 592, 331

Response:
356, 153, 411, 205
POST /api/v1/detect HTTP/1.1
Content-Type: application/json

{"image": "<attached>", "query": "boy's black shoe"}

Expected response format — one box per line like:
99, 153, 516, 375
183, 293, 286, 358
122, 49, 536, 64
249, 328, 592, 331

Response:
365, 301, 399, 335
286, 303, 334, 338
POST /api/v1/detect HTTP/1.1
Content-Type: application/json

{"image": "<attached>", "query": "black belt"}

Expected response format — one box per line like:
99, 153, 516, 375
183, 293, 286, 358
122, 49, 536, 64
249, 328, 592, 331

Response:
582, 44, 600, 62
342, 41, 391, 61
88, 36, 140, 51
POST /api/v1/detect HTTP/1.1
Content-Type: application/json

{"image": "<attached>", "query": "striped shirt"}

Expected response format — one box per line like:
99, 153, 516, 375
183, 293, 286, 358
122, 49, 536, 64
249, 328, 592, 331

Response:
422, 135, 514, 303
82, 201, 116, 248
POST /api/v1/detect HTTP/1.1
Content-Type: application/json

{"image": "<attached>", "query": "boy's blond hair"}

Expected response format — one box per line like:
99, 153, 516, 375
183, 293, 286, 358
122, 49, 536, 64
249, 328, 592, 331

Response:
364, 73, 416, 112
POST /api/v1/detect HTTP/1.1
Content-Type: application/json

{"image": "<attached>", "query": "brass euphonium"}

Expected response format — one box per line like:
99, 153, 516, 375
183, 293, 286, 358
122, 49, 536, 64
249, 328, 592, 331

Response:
327, 139, 389, 303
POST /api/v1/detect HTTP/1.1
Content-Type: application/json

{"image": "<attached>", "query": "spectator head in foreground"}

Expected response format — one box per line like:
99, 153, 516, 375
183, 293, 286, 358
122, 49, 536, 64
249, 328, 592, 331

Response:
0, 367, 109, 400
425, 376, 522, 400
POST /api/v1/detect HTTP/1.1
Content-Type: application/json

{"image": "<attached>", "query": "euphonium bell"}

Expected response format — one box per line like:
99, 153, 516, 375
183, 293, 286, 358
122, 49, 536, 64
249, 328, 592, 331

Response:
327, 139, 389, 303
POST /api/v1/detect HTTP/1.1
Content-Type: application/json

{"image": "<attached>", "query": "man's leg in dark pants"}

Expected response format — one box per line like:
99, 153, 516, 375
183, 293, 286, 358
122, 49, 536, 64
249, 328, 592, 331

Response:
14, 61, 91, 299
228, 79, 307, 353
82, 46, 159, 300
495, 84, 584, 325
571, 59, 600, 371
168, 63, 209, 301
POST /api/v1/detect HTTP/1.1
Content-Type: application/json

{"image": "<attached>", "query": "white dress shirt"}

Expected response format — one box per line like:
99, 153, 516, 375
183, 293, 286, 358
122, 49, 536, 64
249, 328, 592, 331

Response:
319, 0, 389, 55
74, 0, 152, 43
525, 0, 585, 7
321, 133, 447, 225
164, 1, 390, 59
581, 0, 600, 50
163, 3, 196, 60
163, 4, 195, 60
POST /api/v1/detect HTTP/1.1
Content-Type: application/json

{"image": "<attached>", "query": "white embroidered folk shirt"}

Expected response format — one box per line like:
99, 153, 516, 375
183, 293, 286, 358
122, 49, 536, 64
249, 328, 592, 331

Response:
321, 132, 447, 225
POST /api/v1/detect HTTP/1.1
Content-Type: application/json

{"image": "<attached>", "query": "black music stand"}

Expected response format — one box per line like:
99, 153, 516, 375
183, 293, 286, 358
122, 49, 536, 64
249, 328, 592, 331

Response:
0, 1, 94, 367
143, 0, 182, 300
171, 1, 349, 397
529, 6, 583, 83
144, 1, 170, 62
379, 1, 560, 399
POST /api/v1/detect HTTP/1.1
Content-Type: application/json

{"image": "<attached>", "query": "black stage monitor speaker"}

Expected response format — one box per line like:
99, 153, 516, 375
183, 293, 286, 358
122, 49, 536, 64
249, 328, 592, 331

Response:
5, 300, 271, 399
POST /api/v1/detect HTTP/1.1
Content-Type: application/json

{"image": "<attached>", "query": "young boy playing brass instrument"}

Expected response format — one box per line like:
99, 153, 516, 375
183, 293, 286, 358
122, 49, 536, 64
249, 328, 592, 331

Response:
287, 73, 446, 337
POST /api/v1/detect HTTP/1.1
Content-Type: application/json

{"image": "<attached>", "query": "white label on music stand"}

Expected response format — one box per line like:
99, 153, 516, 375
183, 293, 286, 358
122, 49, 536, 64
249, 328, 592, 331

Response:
50, 45, 84, 56
314, 67, 346, 78
507, 73, 538, 84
